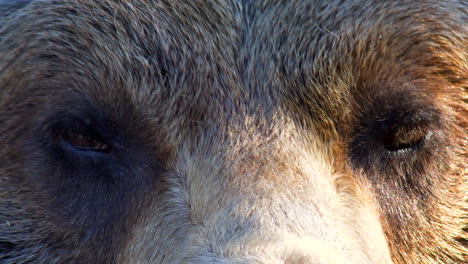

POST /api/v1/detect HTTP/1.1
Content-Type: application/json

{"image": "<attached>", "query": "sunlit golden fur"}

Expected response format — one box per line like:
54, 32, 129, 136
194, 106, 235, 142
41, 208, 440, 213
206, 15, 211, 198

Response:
0, 0, 466, 263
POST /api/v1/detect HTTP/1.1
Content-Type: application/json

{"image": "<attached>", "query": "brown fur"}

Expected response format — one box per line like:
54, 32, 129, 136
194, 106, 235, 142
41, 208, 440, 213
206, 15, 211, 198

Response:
0, 0, 466, 263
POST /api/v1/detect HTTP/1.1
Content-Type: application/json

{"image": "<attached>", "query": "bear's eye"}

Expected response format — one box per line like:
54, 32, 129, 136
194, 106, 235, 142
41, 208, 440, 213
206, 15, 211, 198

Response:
382, 126, 428, 152
349, 106, 440, 169
64, 129, 110, 152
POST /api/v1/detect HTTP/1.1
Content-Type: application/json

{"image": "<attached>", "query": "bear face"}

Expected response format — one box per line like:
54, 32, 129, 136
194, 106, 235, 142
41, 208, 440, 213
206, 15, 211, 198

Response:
0, 0, 466, 263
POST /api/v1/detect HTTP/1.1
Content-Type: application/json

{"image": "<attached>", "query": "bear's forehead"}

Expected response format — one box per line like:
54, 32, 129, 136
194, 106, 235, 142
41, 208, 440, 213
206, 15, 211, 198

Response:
2, 0, 448, 141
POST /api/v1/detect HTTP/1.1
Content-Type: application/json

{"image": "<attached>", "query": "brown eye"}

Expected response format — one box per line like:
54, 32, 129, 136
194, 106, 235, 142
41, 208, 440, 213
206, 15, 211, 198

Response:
64, 130, 110, 152
383, 126, 428, 152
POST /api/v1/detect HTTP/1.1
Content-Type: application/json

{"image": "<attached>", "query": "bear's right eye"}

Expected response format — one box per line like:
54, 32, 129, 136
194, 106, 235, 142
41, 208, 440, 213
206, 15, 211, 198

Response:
64, 129, 110, 152
382, 125, 428, 153
348, 100, 445, 179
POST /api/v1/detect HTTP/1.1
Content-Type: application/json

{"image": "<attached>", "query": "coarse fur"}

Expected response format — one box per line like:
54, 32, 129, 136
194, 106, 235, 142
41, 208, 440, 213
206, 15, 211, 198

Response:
0, 0, 466, 263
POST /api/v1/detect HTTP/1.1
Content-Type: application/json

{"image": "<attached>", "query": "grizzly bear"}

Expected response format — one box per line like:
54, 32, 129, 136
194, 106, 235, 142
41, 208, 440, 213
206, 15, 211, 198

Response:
0, 0, 466, 263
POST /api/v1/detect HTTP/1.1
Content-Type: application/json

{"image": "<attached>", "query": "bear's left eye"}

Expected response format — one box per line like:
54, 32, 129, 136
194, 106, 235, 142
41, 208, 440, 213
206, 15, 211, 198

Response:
348, 105, 443, 172
382, 124, 429, 153
64, 129, 110, 152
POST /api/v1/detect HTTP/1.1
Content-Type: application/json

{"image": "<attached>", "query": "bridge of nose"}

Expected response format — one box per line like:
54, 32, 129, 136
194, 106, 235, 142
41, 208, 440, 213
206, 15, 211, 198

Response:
172, 112, 395, 263
179, 133, 358, 256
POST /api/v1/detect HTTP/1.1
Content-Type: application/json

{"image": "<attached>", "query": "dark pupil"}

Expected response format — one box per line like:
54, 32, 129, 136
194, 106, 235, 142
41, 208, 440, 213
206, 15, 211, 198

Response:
65, 130, 109, 152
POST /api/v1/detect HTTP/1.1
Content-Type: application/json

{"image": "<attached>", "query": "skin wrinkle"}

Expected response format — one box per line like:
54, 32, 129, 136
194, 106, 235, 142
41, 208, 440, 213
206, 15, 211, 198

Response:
0, 0, 466, 264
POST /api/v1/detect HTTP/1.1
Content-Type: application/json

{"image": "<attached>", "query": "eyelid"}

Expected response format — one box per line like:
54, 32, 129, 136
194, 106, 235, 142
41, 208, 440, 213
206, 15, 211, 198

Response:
64, 129, 111, 152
